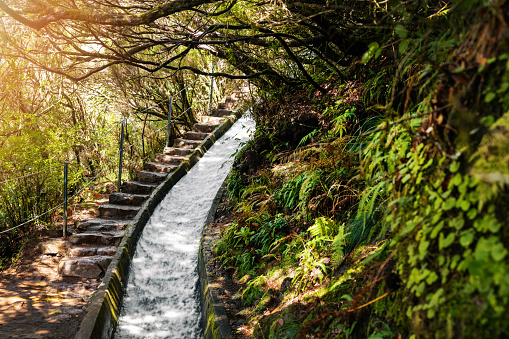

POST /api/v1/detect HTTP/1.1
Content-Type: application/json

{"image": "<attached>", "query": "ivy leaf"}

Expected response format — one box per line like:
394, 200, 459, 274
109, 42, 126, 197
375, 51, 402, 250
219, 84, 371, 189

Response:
451, 173, 463, 186
467, 208, 477, 220
419, 240, 430, 260
426, 271, 438, 285
443, 197, 457, 211
439, 232, 455, 249
460, 230, 474, 247
458, 199, 471, 212
491, 243, 507, 262
450, 161, 460, 173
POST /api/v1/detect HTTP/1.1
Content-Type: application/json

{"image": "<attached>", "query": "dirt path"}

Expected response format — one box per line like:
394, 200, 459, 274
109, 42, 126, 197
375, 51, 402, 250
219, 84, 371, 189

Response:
0, 199, 106, 338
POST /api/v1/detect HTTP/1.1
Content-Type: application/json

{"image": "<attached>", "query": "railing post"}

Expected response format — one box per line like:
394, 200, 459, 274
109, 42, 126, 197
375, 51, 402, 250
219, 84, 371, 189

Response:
166, 96, 173, 147
209, 66, 215, 115
118, 119, 125, 192
63, 162, 68, 238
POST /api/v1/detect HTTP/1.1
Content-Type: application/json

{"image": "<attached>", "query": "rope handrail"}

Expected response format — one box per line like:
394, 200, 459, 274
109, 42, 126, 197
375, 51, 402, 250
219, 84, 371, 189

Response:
0, 202, 64, 235
0, 140, 124, 235
0, 164, 65, 186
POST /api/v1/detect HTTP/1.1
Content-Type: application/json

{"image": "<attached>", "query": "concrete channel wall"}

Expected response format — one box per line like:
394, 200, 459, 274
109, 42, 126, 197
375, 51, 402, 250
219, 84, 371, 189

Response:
199, 180, 232, 339
74, 107, 245, 339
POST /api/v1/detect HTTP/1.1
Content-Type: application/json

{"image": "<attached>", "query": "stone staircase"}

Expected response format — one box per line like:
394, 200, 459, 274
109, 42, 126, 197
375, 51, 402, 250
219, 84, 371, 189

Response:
39, 93, 247, 279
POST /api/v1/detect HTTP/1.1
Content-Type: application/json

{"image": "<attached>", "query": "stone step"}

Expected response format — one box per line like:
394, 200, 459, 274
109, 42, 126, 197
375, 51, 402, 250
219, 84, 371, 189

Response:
69, 231, 125, 246
173, 138, 202, 149
218, 97, 237, 110
211, 108, 233, 117
58, 256, 113, 279
121, 181, 158, 195
68, 245, 118, 257
163, 147, 194, 157
76, 219, 129, 233
109, 192, 149, 206
98, 204, 140, 219
136, 170, 168, 183
193, 123, 217, 134
154, 154, 187, 165
199, 116, 226, 125
38, 239, 69, 256
144, 161, 178, 173
182, 131, 209, 140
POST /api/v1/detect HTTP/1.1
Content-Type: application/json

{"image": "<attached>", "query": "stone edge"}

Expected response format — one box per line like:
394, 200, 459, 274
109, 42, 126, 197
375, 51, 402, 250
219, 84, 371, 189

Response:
74, 106, 246, 339
198, 178, 231, 339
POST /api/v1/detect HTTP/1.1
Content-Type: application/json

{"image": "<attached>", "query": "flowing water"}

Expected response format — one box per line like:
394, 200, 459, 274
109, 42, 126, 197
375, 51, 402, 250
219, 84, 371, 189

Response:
113, 114, 255, 339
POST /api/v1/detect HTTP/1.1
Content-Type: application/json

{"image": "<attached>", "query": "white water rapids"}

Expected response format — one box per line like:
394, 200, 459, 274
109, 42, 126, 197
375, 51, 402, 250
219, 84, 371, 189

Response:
113, 114, 255, 339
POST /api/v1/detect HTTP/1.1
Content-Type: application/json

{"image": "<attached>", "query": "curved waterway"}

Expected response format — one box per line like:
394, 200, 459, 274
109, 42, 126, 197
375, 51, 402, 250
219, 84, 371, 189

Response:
114, 114, 255, 339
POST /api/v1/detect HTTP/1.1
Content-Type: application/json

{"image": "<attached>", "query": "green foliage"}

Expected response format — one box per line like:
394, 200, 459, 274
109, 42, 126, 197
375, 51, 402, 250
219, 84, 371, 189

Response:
274, 173, 306, 210
242, 276, 267, 306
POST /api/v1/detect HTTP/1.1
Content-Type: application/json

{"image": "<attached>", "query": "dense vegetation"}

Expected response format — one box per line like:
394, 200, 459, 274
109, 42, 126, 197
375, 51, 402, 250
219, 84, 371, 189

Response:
1, 0, 508, 337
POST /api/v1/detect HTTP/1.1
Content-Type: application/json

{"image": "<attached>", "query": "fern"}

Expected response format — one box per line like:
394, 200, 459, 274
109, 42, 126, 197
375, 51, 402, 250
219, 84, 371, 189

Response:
298, 171, 321, 213
297, 127, 321, 147
307, 216, 335, 239
331, 224, 349, 267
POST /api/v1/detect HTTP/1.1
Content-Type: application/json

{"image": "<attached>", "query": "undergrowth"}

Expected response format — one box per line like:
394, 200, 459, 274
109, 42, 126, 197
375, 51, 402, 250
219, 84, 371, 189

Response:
214, 0, 509, 337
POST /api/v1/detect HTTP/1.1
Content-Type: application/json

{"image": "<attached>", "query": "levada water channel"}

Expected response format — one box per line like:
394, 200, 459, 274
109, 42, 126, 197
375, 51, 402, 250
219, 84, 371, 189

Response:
113, 114, 255, 338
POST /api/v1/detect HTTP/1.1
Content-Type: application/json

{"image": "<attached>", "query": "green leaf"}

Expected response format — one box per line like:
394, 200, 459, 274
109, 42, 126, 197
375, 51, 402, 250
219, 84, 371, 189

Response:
452, 66, 465, 73
399, 39, 410, 54
480, 115, 495, 127
395, 24, 408, 38
443, 197, 457, 211
362, 42, 380, 63
451, 173, 463, 186
419, 240, 429, 260
458, 199, 471, 212
426, 272, 438, 285
450, 162, 460, 173
491, 243, 507, 262
431, 221, 444, 239
460, 230, 475, 247
467, 208, 477, 220
485, 92, 496, 103
341, 294, 353, 302
487, 57, 497, 64
439, 232, 456, 249
402, 173, 412, 184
